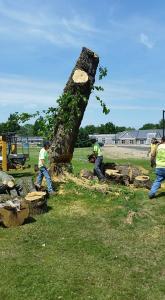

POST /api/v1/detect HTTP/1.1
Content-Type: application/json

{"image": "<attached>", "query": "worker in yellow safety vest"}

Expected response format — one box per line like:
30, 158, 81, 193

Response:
149, 137, 165, 199
91, 138, 105, 182
148, 138, 159, 167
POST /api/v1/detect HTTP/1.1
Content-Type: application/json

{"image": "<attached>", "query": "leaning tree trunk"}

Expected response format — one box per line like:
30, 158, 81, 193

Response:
50, 47, 99, 169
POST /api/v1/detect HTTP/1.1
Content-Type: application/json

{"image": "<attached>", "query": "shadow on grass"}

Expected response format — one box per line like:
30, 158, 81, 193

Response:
24, 216, 36, 225
156, 192, 165, 199
47, 206, 53, 212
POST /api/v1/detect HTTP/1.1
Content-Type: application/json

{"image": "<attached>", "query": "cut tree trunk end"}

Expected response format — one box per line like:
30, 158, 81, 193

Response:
105, 169, 130, 186
25, 191, 48, 216
0, 200, 29, 228
133, 176, 152, 189
51, 47, 99, 167
0, 171, 15, 187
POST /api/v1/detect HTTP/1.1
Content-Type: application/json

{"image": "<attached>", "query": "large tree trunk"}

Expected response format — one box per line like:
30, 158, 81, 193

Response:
50, 47, 99, 167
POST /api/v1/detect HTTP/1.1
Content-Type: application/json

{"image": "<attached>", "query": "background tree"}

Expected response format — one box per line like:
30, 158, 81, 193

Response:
75, 128, 92, 148
139, 123, 159, 130
18, 124, 34, 136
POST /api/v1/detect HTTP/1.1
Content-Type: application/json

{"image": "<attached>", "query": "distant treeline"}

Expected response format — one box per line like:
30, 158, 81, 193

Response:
0, 113, 163, 147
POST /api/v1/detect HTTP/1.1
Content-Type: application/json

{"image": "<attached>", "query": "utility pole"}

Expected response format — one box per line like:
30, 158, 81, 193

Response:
163, 110, 165, 138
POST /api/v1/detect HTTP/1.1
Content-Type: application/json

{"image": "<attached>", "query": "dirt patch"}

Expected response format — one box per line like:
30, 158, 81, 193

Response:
103, 145, 148, 159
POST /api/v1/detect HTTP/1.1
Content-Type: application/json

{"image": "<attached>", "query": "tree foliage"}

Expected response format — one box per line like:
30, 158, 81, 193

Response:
139, 119, 163, 130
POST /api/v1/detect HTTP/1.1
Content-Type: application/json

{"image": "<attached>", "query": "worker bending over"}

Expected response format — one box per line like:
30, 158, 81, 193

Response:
92, 138, 105, 181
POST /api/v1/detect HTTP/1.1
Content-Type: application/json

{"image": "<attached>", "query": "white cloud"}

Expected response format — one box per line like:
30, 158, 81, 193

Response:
0, 74, 164, 111
140, 33, 154, 49
0, 74, 164, 125
0, 1, 99, 48
0, 74, 63, 107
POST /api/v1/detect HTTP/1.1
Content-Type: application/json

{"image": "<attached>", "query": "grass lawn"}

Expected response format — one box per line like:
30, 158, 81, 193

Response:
0, 147, 165, 300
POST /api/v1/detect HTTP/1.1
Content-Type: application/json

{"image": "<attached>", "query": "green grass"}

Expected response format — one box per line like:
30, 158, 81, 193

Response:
0, 147, 165, 300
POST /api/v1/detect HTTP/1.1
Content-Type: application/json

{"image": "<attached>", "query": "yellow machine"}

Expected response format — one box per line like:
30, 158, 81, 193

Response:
0, 133, 29, 171
0, 135, 7, 171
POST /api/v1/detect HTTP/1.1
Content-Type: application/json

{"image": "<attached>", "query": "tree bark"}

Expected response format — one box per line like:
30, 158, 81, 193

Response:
0, 171, 15, 188
0, 200, 29, 227
16, 177, 36, 197
24, 191, 48, 216
50, 47, 99, 166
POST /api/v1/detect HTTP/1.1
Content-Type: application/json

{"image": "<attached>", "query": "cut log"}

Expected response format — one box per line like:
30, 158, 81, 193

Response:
0, 171, 15, 188
50, 47, 99, 166
105, 169, 120, 176
115, 165, 142, 183
105, 170, 130, 186
133, 175, 152, 189
0, 184, 9, 194
0, 194, 12, 202
0, 200, 29, 228
16, 177, 36, 197
25, 191, 48, 216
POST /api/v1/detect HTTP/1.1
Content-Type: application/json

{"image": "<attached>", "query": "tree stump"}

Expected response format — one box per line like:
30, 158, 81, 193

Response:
115, 165, 142, 183
25, 191, 48, 216
105, 169, 130, 186
133, 176, 152, 189
0, 199, 29, 227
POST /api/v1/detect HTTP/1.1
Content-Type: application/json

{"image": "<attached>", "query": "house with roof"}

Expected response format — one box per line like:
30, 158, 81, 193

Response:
89, 129, 163, 145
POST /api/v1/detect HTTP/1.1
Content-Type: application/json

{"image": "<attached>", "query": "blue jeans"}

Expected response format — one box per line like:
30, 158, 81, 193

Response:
149, 168, 165, 196
94, 156, 105, 180
37, 167, 53, 192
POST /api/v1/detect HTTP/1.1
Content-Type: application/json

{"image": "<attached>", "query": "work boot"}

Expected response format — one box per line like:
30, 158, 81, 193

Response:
35, 183, 41, 191
49, 191, 56, 196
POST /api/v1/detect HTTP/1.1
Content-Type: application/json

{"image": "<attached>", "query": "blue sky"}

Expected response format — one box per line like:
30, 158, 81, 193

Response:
0, 0, 165, 128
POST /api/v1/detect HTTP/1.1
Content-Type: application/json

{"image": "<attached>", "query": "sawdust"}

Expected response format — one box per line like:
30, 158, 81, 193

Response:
58, 187, 67, 195
65, 173, 113, 194
161, 183, 165, 189
124, 210, 136, 224
58, 185, 83, 196
52, 175, 67, 183
103, 145, 148, 159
